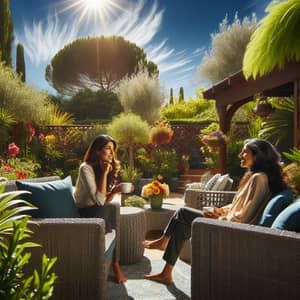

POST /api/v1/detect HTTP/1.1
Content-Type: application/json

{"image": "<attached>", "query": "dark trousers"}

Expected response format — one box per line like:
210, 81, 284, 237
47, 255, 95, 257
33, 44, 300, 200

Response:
78, 204, 112, 233
163, 207, 204, 265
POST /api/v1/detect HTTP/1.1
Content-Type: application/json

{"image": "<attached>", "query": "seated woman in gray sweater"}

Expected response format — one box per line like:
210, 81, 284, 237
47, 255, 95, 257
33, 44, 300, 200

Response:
74, 134, 126, 283
144, 138, 287, 285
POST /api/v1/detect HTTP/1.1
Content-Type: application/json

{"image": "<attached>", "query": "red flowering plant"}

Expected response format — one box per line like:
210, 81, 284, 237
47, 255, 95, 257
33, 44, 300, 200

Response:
149, 120, 174, 146
0, 143, 40, 180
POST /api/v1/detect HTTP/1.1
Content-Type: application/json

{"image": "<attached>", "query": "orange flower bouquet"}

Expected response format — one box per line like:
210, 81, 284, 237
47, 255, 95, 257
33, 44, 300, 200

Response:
141, 180, 170, 209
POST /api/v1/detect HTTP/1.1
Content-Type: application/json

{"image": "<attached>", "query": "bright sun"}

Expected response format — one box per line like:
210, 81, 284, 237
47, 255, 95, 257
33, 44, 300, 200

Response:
85, 0, 107, 10
59, 0, 122, 26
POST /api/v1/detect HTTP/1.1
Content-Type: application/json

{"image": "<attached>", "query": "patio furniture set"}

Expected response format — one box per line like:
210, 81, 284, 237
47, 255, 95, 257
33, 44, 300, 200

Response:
3, 175, 300, 299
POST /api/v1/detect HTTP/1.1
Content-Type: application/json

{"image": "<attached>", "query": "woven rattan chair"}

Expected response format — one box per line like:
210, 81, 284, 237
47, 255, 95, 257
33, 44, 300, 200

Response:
191, 218, 300, 300
3, 176, 119, 300
184, 189, 236, 210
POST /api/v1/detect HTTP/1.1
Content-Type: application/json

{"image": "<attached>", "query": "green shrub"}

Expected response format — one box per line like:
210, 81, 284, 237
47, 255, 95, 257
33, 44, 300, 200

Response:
120, 165, 142, 182
118, 71, 164, 124
0, 63, 51, 124
107, 113, 150, 168
125, 195, 145, 208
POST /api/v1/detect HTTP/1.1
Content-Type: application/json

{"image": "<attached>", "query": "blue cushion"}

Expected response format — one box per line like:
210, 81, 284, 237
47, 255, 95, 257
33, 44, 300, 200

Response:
271, 201, 300, 232
16, 176, 79, 218
258, 188, 293, 227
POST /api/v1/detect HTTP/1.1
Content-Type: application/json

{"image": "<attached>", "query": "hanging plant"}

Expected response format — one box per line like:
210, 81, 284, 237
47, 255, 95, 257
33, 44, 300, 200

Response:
253, 95, 274, 119
201, 130, 228, 149
149, 120, 174, 146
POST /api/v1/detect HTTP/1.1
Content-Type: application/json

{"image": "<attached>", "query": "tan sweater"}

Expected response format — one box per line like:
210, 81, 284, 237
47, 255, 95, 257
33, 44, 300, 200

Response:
220, 172, 271, 223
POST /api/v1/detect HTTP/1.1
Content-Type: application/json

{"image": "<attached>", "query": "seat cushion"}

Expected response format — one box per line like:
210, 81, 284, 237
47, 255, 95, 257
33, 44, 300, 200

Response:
271, 200, 300, 232
204, 173, 221, 190
211, 174, 232, 191
16, 176, 79, 218
258, 188, 294, 227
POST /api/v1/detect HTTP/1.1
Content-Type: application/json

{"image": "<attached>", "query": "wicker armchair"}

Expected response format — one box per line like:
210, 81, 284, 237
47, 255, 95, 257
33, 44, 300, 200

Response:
191, 218, 300, 300
3, 176, 120, 300
184, 189, 236, 210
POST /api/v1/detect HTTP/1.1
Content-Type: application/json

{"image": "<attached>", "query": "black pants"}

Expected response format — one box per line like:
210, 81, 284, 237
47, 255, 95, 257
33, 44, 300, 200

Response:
78, 204, 112, 233
163, 207, 204, 265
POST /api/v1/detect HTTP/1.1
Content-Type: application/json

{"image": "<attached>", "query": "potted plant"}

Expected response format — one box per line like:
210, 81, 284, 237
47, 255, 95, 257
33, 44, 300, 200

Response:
141, 180, 170, 209
124, 195, 146, 208
149, 120, 174, 146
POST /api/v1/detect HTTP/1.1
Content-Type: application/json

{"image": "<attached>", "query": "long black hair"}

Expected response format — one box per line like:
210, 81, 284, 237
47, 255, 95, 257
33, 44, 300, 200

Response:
243, 138, 286, 195
83, 134, 119, 191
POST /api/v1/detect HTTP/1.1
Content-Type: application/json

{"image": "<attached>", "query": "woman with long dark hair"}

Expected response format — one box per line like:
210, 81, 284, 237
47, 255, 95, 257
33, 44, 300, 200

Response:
74, 134, 126, 283
143, 138, 287, 285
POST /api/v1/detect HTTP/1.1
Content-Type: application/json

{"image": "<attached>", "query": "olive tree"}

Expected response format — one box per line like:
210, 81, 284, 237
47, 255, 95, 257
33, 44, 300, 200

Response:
198, 13, 258, 84
117, 71, 165, 124
107, 112, 150, 169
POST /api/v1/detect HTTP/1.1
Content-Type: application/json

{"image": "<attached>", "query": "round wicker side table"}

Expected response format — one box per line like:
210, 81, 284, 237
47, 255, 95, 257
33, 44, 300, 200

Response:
119, 207, 146, 265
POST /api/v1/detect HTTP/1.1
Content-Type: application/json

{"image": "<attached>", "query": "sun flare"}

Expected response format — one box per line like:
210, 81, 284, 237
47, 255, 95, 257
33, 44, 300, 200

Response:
59, 0, 123, 26
85, 0, 107, 10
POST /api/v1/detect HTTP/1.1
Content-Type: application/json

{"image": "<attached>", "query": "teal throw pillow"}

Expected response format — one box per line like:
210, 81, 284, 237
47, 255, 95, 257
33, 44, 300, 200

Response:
16, 176, 79, 218
258, 188, 294, 227
271, 201, 300, 232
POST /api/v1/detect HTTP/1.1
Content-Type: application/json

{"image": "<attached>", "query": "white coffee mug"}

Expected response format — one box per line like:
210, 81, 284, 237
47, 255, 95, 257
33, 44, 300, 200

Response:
120, 182, 132, 194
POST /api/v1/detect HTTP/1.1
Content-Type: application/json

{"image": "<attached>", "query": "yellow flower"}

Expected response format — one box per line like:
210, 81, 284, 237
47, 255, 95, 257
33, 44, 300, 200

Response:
45, 134, 56, 144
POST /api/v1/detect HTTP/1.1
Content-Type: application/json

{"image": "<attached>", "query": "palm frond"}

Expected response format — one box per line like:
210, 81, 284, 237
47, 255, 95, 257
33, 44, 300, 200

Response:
47, 103, 74, 125
283, 148, 300, 164
243, 0, 300, 79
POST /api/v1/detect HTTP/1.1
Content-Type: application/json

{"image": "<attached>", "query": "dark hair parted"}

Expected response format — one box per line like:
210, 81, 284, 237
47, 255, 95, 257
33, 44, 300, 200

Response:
244, 138, 286, 195
83, 134, 119, 190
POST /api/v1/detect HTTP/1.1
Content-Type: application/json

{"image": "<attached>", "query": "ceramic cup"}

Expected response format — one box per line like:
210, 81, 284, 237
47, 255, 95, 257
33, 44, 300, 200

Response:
120, 182, 132, 194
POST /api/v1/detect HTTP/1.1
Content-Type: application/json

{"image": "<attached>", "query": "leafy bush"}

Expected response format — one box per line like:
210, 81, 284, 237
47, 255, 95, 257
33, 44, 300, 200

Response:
198, 13, 258, 84
0, 158, 40, 180
62, 89, 123, 122
107, 113, 150, 168
120, 165, 142, 182
136, 148, 179, 182
161, 89, 217, 121
0, 186, 57, 299
0, 63, 51, 124
125, 195, 145, 208
117, 71, 164, 124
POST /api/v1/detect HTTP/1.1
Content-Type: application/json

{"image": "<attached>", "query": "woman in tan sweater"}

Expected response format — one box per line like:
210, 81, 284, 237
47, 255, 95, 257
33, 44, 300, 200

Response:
143, 138, 287, 285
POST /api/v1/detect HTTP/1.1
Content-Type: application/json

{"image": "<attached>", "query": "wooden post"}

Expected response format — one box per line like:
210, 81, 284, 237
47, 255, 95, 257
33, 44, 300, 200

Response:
294, 79, 300, 148
216, 104, 228, 174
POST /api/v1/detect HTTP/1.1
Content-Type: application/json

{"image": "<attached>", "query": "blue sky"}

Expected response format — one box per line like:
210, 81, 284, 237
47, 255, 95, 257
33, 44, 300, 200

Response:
10, 0, 270, 100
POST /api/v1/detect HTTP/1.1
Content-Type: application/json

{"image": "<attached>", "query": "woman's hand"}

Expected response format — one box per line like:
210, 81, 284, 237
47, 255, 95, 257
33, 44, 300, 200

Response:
112, 184, 122, 194
103, 161, 113, 174
203, 206, 223, 218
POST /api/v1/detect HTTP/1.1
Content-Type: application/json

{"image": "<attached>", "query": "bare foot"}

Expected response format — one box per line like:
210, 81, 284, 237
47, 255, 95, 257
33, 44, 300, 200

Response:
143, 236, 169, 250
113, 262, 127, 283
144, 272, 173, 285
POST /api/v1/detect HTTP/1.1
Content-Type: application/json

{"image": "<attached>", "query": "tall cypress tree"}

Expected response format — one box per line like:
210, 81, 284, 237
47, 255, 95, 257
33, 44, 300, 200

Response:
178, 86, 184, 102
16, 43, 25, 82
0, 0, 14, 66
169, 87, 174, 105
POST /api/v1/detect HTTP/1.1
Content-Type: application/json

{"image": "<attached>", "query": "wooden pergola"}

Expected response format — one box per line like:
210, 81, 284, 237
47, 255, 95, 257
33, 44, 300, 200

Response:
203, 61, 300, 174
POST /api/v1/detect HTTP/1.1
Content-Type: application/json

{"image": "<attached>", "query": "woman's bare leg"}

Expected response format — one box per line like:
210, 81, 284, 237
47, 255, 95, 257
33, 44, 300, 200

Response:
143, 235, 169, 250
113, 261, 127, 283
144, 263, 174, 285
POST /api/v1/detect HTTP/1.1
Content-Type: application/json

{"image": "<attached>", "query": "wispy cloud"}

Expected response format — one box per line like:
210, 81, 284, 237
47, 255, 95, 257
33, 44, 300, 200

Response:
15, 0, 200, 97
16, 15, 79, 67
